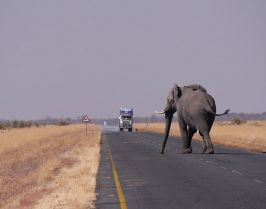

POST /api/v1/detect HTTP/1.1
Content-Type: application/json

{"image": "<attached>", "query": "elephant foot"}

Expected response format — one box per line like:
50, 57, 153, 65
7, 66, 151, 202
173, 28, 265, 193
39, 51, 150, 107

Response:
201, 141, 207, 153
201, 147, 207, 154
181, 148, 192, 154
205, 147, 214, 154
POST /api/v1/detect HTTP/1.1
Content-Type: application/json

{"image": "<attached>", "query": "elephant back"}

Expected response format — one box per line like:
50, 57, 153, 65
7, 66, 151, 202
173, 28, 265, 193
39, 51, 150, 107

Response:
184, 84, 207, 92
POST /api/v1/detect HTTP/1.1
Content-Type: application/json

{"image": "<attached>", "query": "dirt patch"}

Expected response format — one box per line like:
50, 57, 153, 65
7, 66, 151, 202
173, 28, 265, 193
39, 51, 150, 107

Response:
52, 157, 80, 176
20, 188, 52, 208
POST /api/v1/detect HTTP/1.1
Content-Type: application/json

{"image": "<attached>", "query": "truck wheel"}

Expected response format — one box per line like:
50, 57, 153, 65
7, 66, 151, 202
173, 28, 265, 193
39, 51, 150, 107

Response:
120, 128, 123, 131
128, 128, 132, 132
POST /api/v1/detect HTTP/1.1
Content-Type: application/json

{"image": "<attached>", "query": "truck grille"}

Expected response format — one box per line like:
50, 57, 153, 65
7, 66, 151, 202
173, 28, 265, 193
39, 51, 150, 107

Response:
123, 121, 130, 128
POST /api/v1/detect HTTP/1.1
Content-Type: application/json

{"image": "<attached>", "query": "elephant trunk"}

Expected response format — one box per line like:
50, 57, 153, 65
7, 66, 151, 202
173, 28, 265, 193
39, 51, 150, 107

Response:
161, 112, 173, 154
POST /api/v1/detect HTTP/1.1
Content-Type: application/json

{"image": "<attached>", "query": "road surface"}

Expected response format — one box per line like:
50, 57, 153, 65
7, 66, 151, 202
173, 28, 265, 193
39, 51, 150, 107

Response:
96, 127, 266, 209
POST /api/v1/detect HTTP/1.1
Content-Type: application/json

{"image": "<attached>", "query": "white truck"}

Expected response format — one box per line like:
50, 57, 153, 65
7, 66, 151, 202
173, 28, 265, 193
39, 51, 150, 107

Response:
119, 108, 133, 132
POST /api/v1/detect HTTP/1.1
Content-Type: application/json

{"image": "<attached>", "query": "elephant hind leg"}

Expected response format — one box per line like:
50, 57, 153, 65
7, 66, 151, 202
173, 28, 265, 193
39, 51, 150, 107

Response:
179, 124, 192, 154
188, 127, 197, 148
181, 127, 196, 154
199, 131, 206, 153
199, 132, 214, 154
203, 134, 214, 154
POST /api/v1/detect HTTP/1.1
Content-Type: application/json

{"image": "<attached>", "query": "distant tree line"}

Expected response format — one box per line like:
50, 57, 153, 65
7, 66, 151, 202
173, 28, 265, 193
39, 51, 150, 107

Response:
215, 112, 266, 121
91, 112, 266, 126
1, 112, 266, 130
0, 117, 81, 130
0, 120, 39, 130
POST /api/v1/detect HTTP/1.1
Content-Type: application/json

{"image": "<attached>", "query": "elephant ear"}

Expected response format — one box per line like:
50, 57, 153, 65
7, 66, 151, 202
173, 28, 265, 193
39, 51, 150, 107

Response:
167, 84, 181, 102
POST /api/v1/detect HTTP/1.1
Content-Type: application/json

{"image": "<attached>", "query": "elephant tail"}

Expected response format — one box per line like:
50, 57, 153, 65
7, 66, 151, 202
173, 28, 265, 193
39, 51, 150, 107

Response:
209, 108, 230, 116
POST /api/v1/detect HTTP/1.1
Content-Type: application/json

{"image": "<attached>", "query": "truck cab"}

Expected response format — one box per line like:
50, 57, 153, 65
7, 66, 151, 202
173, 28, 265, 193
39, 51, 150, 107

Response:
119, 108, 133, 132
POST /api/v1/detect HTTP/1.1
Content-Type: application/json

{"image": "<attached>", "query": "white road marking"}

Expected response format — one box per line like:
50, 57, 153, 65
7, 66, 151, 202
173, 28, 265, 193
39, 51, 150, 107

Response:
253, 179, 264, 184
104, 176, 112, 179
108, 194, 115, 197
205, 161, 214, 164
221, 166, 228, 170
232, 169, 243, 175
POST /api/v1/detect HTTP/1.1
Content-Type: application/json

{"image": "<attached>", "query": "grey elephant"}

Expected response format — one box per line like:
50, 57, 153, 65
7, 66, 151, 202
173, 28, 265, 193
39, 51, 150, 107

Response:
156, 84, 229, 154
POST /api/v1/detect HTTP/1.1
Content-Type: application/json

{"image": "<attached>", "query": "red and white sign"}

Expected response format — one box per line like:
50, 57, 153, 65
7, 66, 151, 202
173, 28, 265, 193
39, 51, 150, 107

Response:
82, 115, 91, 123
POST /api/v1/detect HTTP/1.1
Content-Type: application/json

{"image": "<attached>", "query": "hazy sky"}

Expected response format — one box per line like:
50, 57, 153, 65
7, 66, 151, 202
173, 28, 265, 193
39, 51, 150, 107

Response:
1, 0, 266, 120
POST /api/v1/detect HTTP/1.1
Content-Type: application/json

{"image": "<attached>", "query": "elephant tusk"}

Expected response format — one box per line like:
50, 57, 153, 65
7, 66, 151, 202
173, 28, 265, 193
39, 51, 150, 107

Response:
155, 111, 165, 114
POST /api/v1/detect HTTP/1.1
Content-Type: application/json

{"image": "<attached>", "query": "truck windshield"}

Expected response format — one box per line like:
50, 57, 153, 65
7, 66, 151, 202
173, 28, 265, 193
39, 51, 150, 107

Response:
122, 116, 132, 120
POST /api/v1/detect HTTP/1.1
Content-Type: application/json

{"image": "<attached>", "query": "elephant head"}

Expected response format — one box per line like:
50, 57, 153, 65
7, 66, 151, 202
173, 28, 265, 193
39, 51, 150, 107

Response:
156, 84, 181, 154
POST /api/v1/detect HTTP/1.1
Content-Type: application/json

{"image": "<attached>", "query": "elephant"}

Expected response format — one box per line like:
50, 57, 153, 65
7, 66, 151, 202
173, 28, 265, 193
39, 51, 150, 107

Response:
156, 84, 229, 154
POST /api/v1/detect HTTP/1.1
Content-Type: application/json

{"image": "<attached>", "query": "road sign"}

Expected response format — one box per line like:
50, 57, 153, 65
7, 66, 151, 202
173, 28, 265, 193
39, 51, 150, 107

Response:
82, 115, 90, 123
82, 115, 90, 136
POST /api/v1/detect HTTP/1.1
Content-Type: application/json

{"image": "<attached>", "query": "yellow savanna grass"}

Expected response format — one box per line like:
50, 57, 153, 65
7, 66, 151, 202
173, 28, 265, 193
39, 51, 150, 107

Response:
134, 121, 266, 152
0, 124, 101, 209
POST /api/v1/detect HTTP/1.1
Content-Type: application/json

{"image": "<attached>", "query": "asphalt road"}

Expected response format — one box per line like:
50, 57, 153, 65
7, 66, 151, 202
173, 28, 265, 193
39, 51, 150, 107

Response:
96, 127, 266, 209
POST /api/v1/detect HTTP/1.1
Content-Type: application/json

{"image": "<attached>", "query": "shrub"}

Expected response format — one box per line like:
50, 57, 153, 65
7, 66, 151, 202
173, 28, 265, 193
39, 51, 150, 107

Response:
0, 123, 6, 130
232, 118, 246, 125
13, 120, 18, 128
57, 121, 70, 126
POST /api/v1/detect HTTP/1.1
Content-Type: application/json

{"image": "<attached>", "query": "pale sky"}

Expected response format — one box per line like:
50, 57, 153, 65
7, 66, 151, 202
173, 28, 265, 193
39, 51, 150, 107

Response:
0, 0, 266, 120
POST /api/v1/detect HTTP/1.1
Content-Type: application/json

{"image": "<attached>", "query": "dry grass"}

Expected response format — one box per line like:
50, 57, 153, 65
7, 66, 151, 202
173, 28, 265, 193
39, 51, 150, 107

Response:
134, 121, 266, 152
0, 124, 101, 209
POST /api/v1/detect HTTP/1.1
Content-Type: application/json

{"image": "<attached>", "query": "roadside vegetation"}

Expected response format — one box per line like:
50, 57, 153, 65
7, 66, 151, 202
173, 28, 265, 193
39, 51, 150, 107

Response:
134, 120, 266, 152
0, 124, 101, 209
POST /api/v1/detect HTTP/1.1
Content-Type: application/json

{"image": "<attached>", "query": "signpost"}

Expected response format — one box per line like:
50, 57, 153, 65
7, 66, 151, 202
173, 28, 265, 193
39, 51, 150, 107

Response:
82, 115, 91, 136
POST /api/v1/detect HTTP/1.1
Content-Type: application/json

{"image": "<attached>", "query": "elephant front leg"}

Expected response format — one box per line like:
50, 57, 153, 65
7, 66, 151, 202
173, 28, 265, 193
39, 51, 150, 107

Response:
179, 124, 192, 154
